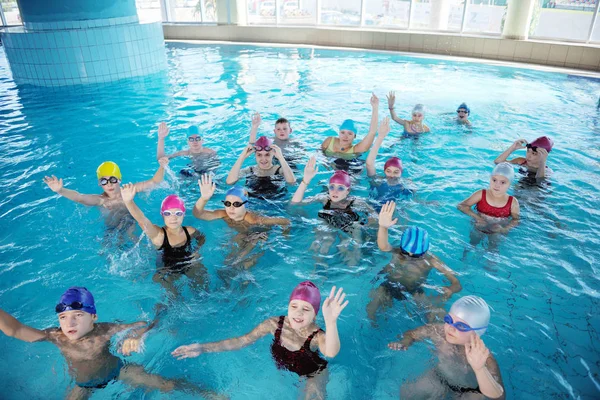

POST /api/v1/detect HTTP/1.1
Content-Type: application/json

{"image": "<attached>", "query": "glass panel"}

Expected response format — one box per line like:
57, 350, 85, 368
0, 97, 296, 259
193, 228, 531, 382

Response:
1, 0, 22, 25
410, 0, 465, 31
203, 0, 217, 22
531, 0, 595, 41
464, 0, 508, 34
280, 0, 317, 25
364, 0, 411, 28
168, 0, 202, 22
248, 0, 277, 24
135, 0, 163, 22
320, 0, 362, 26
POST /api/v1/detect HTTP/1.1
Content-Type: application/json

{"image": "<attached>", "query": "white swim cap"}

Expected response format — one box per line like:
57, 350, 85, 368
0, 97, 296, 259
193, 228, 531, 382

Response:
449, 296, 490, 336
492, 162, 514, 182
412, 104, 425, 114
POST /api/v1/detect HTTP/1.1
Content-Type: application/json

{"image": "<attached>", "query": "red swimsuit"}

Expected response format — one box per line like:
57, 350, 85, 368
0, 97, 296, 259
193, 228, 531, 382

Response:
476, 190, 513, 218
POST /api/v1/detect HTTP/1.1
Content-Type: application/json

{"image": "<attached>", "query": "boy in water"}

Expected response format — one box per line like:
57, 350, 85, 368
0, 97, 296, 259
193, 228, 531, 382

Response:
366, 201, 461, 324
456, 103, 472, 126
389, 295, 505, 399
0, 287, 224, 399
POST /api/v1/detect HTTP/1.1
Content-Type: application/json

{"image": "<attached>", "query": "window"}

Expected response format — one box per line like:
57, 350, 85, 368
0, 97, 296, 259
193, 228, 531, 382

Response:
248, 0, 277, 25
364, 0, 412, 28
410, 0, 466, 31
530, 0, 596, 41
280, 0, 317, 25
463, 0, 507, 34
169, 0, 202, 22
320, 0, 362, 26
136, 0, 163, 22
1, 0, 22, 26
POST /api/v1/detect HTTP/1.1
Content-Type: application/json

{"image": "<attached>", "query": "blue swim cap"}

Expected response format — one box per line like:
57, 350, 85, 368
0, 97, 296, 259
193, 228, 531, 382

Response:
457, 103, 470, 114
226, 186, 248, 203
339, 119, 357, 134
400, 226, 430, 256
57, 287, 96, 315
188, 125, 200, 136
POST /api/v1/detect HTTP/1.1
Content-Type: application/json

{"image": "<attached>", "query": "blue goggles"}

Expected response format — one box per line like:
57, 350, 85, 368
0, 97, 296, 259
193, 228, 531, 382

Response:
444, 314, 487, 332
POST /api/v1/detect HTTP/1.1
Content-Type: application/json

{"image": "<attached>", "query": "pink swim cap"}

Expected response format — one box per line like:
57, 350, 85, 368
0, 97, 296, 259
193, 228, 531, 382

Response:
529, 136, 554, 153
329, 170, 351, 188
161, 195, 186, 214
289, 281, 321, 314
384, 157, 403, 172
254, 136, 273, 150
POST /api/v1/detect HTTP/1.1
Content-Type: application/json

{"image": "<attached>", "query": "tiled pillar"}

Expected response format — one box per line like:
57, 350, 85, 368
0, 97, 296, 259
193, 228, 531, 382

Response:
0, 0, 166, 87
502, 0, 535, 40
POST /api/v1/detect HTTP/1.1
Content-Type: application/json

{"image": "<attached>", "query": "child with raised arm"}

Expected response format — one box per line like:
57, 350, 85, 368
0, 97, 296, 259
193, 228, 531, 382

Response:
172, 281, 348, 400
366, 201, 461, 324
387, 91, 430, 135
494, 136, 553, 179
121, 184, 208, 296
388, 296, 505, 399
0, 287, 224, 399
156, 122, 218, 177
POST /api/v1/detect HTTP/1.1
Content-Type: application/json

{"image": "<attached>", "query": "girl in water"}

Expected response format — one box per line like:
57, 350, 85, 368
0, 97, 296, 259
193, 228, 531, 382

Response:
172, 281, 348, 400
494, 136, 553, 179
121, 184, 208, 297
387, 91, 430, 135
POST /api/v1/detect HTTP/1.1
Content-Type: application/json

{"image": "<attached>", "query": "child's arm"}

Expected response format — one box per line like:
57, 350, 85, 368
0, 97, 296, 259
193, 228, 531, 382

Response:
43, 176, 103, 206
387, 91, 408, 126
226, 145, 254, 185
121, 184, 162, 242
156, 122, 172, 160
366, 117, 391, 177
0, 309, 48, 342
354, 94, 380, 153
291, 156, 318, 204
271, 144, 296, 184
494, 139, 527, 164
457, 190, 485, 224
429, 254, 462, 298
171, 317, 277, 359
388, 324, 437, 350
249, 213, 290, 227
377, 201, 398, 252
192, 174, 227, 221
248, 112, 261, 145
497, 198, 521, 234
134, 158, 169, 192
317, 287, 349, 358
536, 148, 549, 179
466, 336, 505, 399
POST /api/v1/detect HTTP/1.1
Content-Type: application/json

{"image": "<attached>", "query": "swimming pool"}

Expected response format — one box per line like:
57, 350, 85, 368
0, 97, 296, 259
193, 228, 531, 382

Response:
1, 41, 599, 399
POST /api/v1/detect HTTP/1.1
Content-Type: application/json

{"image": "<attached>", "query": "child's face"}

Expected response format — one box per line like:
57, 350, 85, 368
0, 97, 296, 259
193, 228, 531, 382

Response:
274, 123, 291, 140
457, 109, 468, 120
224, 195, 247, 221
384, 167, 402, 179
99, 176, 121, 195
338, 129, 355, 144
255, 150, 274, 169
489, 175, 510, 195
412, 112, 424, 122
525, 147, 540, 164
188, 135, 203, 152
287, 299, 316, 330
162, 208, 184, 229
443, 312, 475, 345
58, 310, 97, 340
328, 184, 350, 202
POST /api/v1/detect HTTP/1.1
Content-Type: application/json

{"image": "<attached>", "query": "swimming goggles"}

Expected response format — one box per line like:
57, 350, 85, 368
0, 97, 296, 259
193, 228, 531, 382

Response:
457, 110, 468, 114
444, 314, 487, 332
253, 145, 272, 152
412, 113, 423, 117
188, 136, 202, 142
400, 248, 424, 258
55, 301, 90, 313
222, 200, 247, 208
99, 176, 119, 185
525, 144, 538, 152
328, 184, 348, 191
161, 210, 184, 217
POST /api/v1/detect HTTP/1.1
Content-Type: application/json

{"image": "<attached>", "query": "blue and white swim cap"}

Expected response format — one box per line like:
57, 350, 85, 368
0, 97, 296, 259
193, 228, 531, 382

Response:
449, 295, 490, 336
400, 226, 430, 256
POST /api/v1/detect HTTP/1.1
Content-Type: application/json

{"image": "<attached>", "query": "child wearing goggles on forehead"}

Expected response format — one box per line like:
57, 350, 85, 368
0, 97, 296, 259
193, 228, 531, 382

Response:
387, 91, 431, 135
248, 113, 305, 167
367, 201, 461, 324
494, 136, 554, 179
388, 296, 505, 399
156, 123, 218, 175
121, 184, 208, 297
0, 287, 225, 399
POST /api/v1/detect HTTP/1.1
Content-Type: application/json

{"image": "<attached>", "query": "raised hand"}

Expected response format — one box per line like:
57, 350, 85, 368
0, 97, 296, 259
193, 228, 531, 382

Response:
121, 183, 136, 203
119, 337, 143, 356
242, 145, 255, 159
158, 157, 169, 168
171, 343, 204, 360
512, 139, 527, 150
371, 92, 380, 108
465, 335, 490, 372
378, 201, 398, 228
321, 286, 349, 323
43, 175, 63, 193
199, 174, 216, 200
379, 117, 391, 138
387, 91, 396, 109
251, 112, 261, 129
302, 156, 319, 184
388, 341, 408, 351
537, 147, 548, 160
158, 122, 170, 139
270, 143, 284, 159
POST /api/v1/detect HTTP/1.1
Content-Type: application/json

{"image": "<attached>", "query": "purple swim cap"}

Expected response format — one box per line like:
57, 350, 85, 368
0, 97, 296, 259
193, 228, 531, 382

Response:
254, 136, 273, 150
529, 136, 554, 153
289, 281, 321, 315
384, 157, 403, 172
57, 287, 96, 314
329, 170, 351, 188
161, 195, 186, 214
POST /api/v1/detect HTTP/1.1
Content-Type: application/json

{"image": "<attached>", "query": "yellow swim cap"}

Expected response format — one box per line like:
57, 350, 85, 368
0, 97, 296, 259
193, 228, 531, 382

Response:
96, 161, 122, 180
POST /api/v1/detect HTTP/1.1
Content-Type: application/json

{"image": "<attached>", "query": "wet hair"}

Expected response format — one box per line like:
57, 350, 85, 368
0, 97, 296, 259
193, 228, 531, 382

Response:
275, 118, 290, 127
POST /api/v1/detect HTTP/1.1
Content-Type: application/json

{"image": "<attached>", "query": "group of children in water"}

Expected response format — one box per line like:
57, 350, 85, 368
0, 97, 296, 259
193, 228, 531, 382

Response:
0, 92, 556, 399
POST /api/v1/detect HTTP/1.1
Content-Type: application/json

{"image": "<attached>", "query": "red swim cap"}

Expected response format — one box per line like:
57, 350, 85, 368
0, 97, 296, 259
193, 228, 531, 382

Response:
254, 136, 273, 149
329, 170, 351, 188
529, 136, 554, 153
384, 157, 403, 172
289, 281, 321, 314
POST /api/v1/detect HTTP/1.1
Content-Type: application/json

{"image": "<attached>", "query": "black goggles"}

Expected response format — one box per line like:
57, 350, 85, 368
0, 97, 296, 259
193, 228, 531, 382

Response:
253, 145, 272, 152
222, 200, 247, 208
55, 301, 87, 313
188, 136, 202, 142
526, 144, 538, 152
100, 176, 119, 185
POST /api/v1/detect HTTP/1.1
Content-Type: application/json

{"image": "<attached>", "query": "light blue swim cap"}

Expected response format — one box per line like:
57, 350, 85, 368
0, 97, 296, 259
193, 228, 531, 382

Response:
226, 186, 248, 203
400, 226, 430, 257
339, 119, 357, 134
449, 296, 490, 336
412, 104, 425, 114
492, 162, 514, 182
188, 125, 200, 136
457, 103, 470, 114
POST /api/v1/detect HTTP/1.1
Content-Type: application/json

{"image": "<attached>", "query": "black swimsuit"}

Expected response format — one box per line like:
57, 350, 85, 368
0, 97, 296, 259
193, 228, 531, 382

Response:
246, 166, 287, 200
157, 226, 194, 274
270, 316, 328, 377
318, 199, 361, 233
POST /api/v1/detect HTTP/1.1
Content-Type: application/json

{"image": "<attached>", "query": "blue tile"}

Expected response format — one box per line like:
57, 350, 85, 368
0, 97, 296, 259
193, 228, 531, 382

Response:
81, 46, 92, 62
86, 30, 97, 46
88, 45, 100, 60
57, 48, 68, 63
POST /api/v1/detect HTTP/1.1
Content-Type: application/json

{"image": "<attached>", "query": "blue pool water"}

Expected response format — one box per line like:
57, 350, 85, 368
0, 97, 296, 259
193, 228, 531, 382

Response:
1, 42, 600, 399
